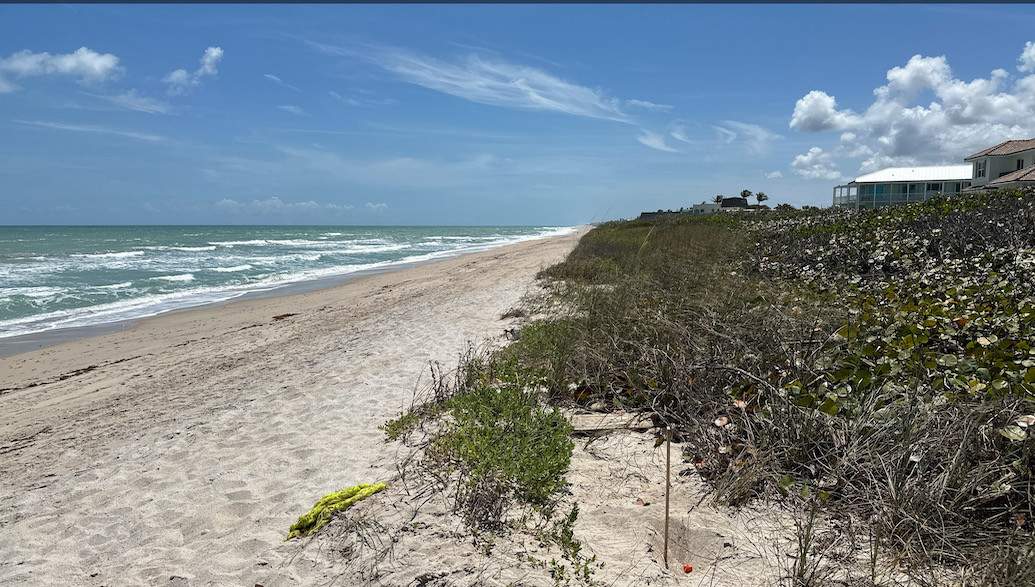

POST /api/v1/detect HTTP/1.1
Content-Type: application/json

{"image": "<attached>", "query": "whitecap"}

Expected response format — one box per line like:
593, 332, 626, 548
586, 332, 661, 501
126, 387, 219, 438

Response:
73, 250, 146, 259
154, 273, 195, 282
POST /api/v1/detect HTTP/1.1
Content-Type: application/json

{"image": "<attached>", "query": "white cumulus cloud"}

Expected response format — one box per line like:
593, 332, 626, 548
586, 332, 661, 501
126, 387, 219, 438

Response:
789, 42, 1035, 171
0, 47, 121, 92
792, 147, 842, 181
1018, 41, 1035, 73
164, 46, 223, 95
789, 90, 861, 132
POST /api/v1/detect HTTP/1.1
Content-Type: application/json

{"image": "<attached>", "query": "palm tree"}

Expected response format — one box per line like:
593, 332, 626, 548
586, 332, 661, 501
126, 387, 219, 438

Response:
713, 195, 723, 204
755, 191, 769, 204
740, 189, 753, 200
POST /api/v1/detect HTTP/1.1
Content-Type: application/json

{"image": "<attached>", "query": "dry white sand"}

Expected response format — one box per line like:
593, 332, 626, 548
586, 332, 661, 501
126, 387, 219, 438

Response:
298, 429, 798, 586
0, 232, 580, 585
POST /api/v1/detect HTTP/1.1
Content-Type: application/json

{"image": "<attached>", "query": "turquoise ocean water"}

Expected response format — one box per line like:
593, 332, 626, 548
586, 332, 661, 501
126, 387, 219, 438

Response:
0, 225, 573, 339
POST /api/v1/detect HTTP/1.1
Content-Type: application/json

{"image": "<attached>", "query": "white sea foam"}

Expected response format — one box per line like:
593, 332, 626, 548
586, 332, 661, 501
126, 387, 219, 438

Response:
327, 243, 412, 255
154, 273, 195, 282
0, 226, 578, 340
209, 239, 329, 248
1, 286, 67, 299
97, 282, 134, 290
145, 245, 218, 252
73, 250, 146, 259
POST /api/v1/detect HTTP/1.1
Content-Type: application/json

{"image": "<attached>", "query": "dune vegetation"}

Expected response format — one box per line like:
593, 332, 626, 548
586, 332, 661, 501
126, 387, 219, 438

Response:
386, 188, 1035, 584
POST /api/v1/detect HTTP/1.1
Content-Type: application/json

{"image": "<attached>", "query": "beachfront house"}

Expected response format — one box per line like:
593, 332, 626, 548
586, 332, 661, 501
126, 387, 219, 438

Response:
965, 139, 1035, 190
832, 165, 973, 209
832, 138, 1035, 209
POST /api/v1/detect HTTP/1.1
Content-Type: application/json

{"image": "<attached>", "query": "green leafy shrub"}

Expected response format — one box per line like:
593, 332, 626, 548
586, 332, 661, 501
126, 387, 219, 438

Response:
432, 379, 573, 528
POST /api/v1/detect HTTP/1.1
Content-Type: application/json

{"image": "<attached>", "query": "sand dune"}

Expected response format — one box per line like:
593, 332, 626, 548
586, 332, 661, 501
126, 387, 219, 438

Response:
0, 232, 580, 585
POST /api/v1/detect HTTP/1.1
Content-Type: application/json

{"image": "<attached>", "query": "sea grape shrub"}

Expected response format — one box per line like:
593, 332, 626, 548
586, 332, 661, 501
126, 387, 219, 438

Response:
749, 189, 1035, 412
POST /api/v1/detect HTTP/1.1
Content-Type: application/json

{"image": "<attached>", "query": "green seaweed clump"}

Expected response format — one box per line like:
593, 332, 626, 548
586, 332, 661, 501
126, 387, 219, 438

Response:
286, 482, 387, 539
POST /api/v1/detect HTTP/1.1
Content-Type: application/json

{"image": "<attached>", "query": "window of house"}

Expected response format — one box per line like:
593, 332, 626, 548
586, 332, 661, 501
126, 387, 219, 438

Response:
1018, 159, 1026, 170
926, 182, 942, 192
945, 182, 959, 193
975, 160, 987, 178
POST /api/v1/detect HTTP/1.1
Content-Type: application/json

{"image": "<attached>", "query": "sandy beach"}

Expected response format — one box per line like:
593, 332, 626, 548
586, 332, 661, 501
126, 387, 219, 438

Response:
0, 231, 580, 585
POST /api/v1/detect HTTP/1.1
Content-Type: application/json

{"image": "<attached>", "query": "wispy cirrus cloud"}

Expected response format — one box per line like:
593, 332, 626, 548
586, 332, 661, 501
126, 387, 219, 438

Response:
0, 47, 121, 93
328, 90, 397, 107
669, 122, 693, 144
84, 89, 171, 114
637, 129, 680, 153
625, 98, 673, 112
264, 73, 300, 92
164, 46, 223, 95
277, 104, 307, 116
712, 120, 781, 154
13, 119, 166, 142
311, 41, 632, 123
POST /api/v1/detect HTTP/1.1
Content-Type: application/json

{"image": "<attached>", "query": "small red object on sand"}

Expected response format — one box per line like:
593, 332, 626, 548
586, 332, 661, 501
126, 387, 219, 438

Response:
682, 563, 693, 573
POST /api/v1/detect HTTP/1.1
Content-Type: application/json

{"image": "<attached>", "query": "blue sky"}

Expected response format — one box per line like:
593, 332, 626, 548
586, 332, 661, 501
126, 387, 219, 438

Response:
2, 4, 1034, 225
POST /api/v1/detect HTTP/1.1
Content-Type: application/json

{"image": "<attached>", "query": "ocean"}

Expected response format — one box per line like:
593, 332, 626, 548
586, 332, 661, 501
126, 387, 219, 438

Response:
0, 225, 573, 340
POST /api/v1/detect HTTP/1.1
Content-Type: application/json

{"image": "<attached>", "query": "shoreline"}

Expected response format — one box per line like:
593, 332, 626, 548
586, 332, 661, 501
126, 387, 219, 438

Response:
0, 229, 583, 585
0, 227, 581, 358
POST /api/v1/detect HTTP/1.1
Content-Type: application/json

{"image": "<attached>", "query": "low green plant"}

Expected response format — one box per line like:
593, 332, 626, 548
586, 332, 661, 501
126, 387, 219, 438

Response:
428, 370, 574, 529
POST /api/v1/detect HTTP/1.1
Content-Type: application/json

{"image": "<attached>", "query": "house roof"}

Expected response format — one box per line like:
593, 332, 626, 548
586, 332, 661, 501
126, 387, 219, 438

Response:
852, 165, 973, 184
965, 139, 1035, 160
987, 166, 1035, 186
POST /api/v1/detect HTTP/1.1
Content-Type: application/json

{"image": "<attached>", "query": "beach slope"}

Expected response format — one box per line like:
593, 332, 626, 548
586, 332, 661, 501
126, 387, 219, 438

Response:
0, 231, 579, 585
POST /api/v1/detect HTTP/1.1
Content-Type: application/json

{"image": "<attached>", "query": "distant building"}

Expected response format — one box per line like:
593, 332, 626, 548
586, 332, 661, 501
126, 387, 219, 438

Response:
720, 196, 749, 209
965, 139, 1035, 190
688, 202, 720, 215
638, 195, 767, 219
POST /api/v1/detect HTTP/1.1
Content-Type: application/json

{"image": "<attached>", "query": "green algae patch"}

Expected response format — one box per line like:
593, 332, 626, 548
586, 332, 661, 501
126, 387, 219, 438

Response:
286, 482, 387, 539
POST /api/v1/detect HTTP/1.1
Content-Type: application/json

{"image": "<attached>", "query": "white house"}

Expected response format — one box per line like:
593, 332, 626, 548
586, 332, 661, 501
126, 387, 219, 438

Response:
832, 165, 973, 208
964, 139, 1035, 189
833, 137, 1035, 208
688, 202, 720, 215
